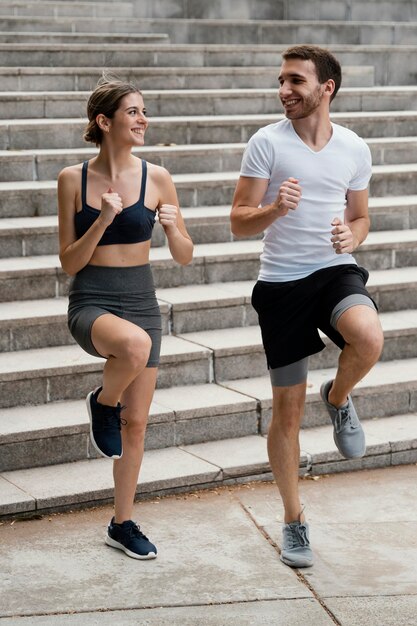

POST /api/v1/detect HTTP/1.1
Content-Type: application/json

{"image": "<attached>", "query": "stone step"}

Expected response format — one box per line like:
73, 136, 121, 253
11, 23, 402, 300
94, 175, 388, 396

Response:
369, 195, 417, 231
0, 65, 375, 91
0, 42, 370, 68
1, 163, 417, 219
0, 42, 413, 84
127, 0, 417, 22
1, 356, 416, 473
6, 42, 417, 86
2, 136, 417, 183
1, 407, 416, 517
0, 31, 169, 44
2, 86, 417, 120
6, 0, 416, 22
0, 265, 416, 351
0, 41, 278, 69
0, 1, 134, 18
4, 111, 417, 151
1, 10, 416, 48
41, 17, 417, 45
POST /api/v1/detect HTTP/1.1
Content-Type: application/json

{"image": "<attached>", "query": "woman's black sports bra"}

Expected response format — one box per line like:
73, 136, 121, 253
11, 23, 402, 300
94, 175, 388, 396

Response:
74, 159, 156, 246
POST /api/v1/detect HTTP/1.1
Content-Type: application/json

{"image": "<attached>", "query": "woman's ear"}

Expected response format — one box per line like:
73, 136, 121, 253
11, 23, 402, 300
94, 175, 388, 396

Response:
96, 113, 110, 134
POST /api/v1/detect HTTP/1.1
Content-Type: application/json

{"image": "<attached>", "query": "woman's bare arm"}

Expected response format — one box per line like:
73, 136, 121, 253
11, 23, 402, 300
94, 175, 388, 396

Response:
58, 166, 122, 276
155, 167, 193, 265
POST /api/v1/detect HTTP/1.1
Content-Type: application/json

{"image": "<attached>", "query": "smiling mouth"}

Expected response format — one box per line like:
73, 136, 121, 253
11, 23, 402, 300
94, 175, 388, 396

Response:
283, 99, 300, 107
132, 128, 145, 135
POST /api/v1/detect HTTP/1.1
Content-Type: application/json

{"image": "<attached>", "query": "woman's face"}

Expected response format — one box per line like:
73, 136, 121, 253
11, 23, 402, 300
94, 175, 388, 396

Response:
108, 92, 148, 146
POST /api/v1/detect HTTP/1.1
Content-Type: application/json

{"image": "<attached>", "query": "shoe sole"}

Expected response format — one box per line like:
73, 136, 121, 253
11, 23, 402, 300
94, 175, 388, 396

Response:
86, 389, 122, 460
280, 554, 313, 568
105, 535, 157, 560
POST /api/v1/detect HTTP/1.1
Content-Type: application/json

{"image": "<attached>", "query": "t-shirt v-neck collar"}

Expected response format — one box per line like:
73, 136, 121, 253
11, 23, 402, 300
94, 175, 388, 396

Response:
289, 121, 334, 155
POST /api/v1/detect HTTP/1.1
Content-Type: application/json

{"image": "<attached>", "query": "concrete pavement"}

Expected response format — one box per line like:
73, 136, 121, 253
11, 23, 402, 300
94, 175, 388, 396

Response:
0, 464, 416, 625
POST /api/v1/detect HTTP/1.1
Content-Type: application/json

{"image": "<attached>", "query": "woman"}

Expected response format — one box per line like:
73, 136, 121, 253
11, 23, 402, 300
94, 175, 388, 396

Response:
58, 77, 193, 560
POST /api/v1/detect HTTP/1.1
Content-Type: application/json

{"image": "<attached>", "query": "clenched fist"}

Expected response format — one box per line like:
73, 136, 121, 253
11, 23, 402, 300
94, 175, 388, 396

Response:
158, 204, 178, 232
331, 217, 355, 254
100, 187, 123, 226
274, 177, 302, 217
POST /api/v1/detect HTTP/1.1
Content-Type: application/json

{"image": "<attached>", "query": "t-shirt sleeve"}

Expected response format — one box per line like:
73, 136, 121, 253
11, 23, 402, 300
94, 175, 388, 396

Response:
349, 139, 372, 191
240, 130, 272, 180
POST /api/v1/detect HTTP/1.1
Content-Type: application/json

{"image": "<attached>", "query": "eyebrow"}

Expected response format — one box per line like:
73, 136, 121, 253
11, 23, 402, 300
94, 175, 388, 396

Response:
278, 72, 306, 81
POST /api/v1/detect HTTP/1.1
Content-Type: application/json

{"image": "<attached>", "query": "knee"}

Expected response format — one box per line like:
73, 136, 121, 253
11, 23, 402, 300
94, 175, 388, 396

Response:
120, 332, 152, 371
355, 321, 384, 361
270, 384, 306, 437
123, 413, 148, 444
269, 410, 301, 439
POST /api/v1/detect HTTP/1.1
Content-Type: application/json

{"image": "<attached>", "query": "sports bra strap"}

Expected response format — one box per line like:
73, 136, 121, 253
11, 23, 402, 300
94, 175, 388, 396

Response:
81, 160, 147, 209
139, 159, 147, 206
81, 160, 88, 208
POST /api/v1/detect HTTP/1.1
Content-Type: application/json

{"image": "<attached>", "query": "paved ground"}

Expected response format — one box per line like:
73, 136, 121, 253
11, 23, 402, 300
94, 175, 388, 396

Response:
1, 464, 416, 625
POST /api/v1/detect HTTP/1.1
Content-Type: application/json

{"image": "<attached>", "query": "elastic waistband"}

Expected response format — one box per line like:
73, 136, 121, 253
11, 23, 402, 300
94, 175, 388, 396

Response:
70, 263, 154, 294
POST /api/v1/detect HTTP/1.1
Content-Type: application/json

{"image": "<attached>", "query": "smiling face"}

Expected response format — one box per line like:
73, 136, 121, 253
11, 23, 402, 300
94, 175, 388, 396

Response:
278, 58, 333, 120
108, 92, 148, 146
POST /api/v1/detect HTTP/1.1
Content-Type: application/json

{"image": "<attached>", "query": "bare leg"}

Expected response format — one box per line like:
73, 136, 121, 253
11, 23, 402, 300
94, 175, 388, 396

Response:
90, 313, 152, 407
113, 367, 158, 523
268, 382, 307, 523
329, 305, 384, 407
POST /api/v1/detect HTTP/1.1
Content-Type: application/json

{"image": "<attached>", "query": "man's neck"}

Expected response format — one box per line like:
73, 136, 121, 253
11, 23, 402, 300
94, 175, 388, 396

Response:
291, 113, 333, 152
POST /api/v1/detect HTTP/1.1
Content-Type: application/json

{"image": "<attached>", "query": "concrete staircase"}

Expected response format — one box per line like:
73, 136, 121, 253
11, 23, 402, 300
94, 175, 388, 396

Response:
1, 0, 417, 518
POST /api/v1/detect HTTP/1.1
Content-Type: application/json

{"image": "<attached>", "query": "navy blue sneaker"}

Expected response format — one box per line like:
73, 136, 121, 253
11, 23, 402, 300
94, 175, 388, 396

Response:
105, 517, 157, 560
86, 387, 124, 459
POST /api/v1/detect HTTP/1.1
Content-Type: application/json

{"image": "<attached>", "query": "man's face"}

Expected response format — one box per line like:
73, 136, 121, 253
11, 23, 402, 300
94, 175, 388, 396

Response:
278, 58, 328, 120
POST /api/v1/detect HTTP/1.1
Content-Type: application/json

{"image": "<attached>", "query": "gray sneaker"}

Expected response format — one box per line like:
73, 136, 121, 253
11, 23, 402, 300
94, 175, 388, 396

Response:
280, 521, 313, 568
320, 380, 366, 459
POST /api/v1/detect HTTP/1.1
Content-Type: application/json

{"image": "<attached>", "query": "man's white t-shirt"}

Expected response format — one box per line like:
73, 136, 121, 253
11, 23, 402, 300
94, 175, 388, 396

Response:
240, 119, 372, 282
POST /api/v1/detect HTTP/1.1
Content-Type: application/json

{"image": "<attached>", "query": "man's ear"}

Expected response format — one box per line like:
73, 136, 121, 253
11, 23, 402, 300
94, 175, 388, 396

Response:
324, 79, 336, 98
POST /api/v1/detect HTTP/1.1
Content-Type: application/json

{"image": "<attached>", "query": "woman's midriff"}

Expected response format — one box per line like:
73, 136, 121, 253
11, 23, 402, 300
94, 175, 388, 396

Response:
88, 240, 152, 267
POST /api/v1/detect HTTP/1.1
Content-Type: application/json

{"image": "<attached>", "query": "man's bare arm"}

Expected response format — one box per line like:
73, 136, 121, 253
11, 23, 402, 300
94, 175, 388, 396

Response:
231, 176, 302, 238
331, 189, 370, 254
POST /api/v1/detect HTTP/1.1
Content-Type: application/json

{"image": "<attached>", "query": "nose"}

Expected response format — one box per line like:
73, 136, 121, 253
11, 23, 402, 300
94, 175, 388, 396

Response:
138, 112, 148, 126
279, 80, 292, 98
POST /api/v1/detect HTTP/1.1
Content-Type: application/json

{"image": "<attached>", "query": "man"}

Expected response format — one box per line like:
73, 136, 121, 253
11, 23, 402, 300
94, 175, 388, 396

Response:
230, 45, 383, 568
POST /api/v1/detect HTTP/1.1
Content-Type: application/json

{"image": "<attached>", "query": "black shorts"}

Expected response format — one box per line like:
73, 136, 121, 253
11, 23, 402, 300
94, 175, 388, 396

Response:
251, 264, 376, 369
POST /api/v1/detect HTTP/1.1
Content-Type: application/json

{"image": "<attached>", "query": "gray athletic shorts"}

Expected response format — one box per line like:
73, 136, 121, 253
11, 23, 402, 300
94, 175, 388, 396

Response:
67, 264, 162, 367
